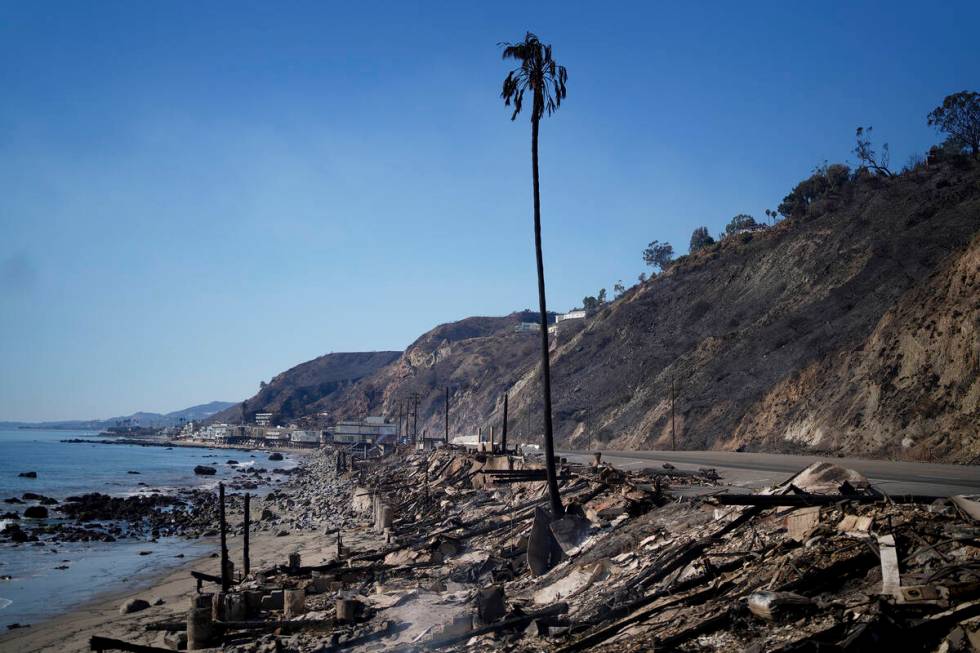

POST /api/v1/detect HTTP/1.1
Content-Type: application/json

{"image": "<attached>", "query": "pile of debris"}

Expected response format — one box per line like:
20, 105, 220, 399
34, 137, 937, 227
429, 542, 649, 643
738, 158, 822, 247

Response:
111, 448, 980, 653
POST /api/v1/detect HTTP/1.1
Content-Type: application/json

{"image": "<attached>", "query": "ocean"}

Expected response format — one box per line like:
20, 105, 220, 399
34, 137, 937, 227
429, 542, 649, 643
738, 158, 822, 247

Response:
0, 428, 297, 627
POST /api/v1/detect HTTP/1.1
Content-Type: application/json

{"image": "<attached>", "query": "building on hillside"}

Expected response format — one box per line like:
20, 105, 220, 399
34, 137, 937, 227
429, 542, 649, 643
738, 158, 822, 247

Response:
556, 310, 587, 323
254, 413, 273, 427
724, 223, 770, 238
514, 322, 541, 333
328, 417, 397, 445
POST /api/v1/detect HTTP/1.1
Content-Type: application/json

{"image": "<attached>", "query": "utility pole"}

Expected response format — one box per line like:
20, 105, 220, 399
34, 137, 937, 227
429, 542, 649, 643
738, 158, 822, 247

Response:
444, 386, 449, 445
670, 376, 676, 451
413, 393, 419, 446
501, 393, 508, 453
398, 401, 403, 443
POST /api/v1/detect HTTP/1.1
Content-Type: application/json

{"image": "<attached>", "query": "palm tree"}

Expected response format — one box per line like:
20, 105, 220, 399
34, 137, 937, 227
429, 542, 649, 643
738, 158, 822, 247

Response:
500, 32, 567, 517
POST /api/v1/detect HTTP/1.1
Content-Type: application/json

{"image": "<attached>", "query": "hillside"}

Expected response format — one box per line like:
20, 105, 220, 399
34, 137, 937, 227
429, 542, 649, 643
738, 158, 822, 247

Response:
1, 401, 236, 430
227, 159, 979, 463
211, 351, 402, 424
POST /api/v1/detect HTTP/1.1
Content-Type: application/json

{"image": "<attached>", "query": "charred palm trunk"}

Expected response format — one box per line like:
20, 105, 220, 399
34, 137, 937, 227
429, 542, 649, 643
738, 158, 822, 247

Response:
531, 107, 564, 518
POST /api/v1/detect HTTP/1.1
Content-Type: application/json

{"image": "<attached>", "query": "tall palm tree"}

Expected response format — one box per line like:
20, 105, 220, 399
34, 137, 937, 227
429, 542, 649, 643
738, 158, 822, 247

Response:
500, 32, 567, 517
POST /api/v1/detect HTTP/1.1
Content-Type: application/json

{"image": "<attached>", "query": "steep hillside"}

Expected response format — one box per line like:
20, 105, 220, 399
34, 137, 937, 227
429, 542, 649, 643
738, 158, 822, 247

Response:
211, 351, 401, 424
498, 160, 979, 462
227, 160, 979, 463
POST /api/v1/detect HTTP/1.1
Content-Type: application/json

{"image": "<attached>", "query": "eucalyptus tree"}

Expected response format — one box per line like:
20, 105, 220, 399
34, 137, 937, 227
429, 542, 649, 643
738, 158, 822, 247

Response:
500, 32, 567, 516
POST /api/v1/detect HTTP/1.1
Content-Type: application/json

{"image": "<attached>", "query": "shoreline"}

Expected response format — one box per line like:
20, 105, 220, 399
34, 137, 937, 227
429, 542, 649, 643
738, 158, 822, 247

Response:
0, 443, 357, 653
60, 436, 317, 456
0, 436, 317, 640
0, 529, 347, 653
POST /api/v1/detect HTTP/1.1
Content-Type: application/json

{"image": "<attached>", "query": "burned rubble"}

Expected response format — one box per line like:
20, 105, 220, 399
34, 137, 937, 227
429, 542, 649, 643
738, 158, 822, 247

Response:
95, 445, 980, 653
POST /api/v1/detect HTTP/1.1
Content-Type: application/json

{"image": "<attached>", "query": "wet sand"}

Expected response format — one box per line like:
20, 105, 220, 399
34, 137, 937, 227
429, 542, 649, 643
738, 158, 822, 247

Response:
0, 529, 349, 653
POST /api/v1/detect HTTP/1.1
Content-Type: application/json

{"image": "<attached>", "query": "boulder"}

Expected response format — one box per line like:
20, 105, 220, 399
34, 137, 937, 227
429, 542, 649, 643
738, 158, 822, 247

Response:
1, 523, 28, 543
23, 506, 48, 519
18, 472, 37, 479
193, 466, 217, 476
120, 598, 151, 614
268, 453, 284, 461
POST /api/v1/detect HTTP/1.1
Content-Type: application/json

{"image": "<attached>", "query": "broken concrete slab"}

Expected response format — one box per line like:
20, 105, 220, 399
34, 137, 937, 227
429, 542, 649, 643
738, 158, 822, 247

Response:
784, 506, 821, 542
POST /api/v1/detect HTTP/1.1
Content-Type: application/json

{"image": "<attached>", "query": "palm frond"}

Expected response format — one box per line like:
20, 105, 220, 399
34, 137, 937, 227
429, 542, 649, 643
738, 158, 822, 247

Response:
498, 32, 567, 122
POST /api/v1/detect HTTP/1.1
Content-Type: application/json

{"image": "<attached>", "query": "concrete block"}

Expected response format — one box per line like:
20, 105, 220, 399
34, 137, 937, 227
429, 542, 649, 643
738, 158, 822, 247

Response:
283, 589, 305, 618
260, 590, 284, 611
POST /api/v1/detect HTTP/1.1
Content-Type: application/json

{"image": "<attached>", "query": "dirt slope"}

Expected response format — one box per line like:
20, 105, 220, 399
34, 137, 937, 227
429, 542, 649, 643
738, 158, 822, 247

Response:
500, 160, 979, 462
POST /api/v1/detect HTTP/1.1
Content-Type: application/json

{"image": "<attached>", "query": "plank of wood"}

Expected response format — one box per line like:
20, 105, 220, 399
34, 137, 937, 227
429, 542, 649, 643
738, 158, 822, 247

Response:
878, 534, 901, 597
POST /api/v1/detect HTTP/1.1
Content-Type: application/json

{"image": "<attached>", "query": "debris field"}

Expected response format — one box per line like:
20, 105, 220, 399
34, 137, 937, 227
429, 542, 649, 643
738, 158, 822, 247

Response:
106, 447, 980, 653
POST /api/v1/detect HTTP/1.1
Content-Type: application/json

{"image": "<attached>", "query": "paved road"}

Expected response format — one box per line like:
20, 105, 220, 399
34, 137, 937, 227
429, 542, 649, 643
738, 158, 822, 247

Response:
558, 449, 980, 497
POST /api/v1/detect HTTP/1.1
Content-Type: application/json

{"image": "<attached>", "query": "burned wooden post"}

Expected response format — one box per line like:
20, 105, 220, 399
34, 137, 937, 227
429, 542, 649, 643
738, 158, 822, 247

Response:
670, 376, 676, 451
502, 393, 508, 453
242, 492, 250, 577
218, 482, 229, 592
413, 393, 419, 446
444, 386, 450, 444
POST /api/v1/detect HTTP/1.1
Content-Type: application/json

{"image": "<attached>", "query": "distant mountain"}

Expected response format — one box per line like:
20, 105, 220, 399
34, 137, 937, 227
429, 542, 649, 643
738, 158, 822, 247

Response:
0, 401, 236, 431
166, 401, 238, 422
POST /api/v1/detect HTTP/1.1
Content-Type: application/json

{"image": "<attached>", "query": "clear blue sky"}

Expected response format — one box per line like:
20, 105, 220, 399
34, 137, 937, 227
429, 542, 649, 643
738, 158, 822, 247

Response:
1, 1, 977, 421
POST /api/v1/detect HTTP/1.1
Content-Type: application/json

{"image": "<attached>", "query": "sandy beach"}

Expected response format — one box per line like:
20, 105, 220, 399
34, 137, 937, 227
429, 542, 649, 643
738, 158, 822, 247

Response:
0, 528, 361, 653
0, 442, 339, 653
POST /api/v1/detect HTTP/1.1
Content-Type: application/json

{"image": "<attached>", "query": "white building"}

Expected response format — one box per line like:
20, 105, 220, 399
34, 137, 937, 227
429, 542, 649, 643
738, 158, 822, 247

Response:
557, 310, 587, 323
254, 413, 273, 427
329, 417, 396, 444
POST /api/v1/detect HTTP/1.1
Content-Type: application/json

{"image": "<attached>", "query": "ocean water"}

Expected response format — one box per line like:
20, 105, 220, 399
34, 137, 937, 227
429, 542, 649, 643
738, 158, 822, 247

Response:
0, 428, 297, 627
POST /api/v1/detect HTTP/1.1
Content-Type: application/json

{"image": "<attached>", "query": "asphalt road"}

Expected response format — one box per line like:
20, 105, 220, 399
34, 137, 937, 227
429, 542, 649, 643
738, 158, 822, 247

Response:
557, 449, 980, 497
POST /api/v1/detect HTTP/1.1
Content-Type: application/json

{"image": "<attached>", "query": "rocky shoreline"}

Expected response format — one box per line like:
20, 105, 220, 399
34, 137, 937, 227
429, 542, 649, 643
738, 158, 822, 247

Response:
0, 450, 312, 546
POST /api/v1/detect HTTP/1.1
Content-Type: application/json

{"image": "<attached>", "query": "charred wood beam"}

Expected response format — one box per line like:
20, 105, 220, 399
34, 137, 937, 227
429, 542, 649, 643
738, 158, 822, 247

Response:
558, 579, 737, 653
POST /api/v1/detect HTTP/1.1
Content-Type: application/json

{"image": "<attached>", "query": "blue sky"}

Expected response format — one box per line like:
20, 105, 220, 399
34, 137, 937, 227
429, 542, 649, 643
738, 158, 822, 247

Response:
1, 1, 977, 421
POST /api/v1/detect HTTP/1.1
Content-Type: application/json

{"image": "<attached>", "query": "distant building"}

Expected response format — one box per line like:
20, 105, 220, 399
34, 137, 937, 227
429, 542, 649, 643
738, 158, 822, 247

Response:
724, 223, 769, 238
556, 310, 586, 323
262, 427, 288, 442
514, 322, 541, 333
329, 417, 397, 444
289, 429, 322, 446
254, 413, 273, 427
